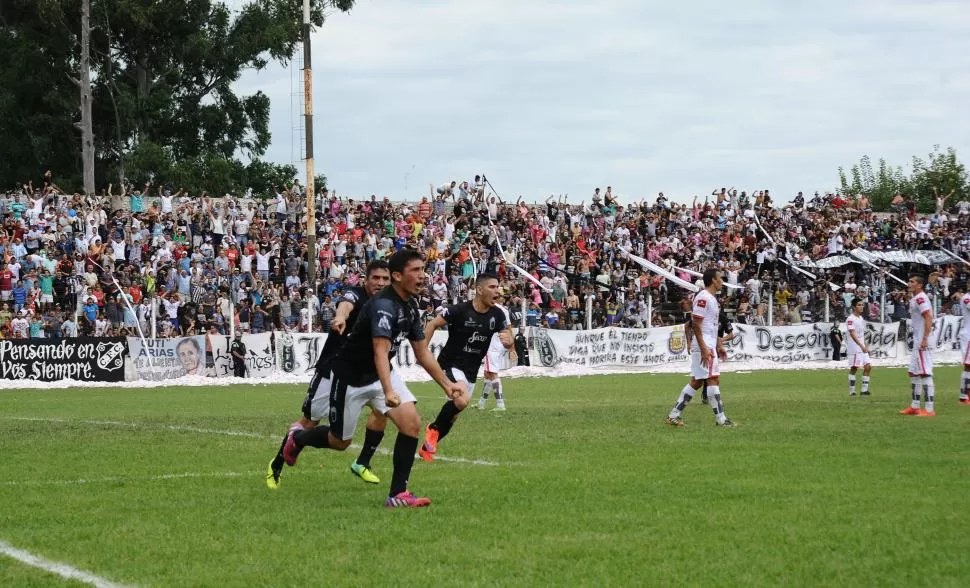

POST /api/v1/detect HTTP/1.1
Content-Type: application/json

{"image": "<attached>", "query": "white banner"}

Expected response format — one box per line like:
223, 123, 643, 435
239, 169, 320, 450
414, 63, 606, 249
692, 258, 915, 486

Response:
128, 336, 207, 380
274, 332, 328, 377
907, 314, 963, 363
530, 326, 690, 369
272, 330, 452, 381
529, 322, 902, 369
210, 333, 275, 379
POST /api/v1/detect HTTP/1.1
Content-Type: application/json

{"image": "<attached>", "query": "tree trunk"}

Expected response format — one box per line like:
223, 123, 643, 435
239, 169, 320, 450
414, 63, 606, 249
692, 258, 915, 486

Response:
79, 0, 95, 196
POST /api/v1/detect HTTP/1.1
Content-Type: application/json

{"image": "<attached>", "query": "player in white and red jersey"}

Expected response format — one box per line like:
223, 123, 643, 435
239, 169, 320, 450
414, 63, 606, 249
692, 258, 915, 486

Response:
846, 298, 872, 396
957, 287, 970, 404
900, 275, 936, 416
665, 269, 734, 427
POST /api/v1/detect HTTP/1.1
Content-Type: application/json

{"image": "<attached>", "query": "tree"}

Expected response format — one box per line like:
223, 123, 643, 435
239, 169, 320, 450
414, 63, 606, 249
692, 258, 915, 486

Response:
838, 147, 970, 213
0, 0, 355, 193
910, 146, 968, 207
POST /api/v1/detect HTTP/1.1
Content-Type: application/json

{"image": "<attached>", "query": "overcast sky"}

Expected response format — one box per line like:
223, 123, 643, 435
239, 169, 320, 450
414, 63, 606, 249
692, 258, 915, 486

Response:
234, 0, 970, 204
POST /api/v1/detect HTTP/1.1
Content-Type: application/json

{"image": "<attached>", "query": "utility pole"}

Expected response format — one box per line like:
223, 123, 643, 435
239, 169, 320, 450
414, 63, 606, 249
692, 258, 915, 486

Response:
302, 0, 317, 288
78, 0, 95, 196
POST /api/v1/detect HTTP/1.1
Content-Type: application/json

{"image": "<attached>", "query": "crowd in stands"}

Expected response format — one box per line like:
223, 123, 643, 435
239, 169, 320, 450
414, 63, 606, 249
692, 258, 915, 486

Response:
2, 170, 969, 340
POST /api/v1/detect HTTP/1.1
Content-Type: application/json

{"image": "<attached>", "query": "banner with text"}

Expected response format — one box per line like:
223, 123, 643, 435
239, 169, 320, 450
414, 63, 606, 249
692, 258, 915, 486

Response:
530, 322, 901, 369
272, 330, 451, 380
128, 336, 207, 381
908, 315, 963, 363
530, 326, 690, 369
210, 333, 276, 379
0, 337, 127, 382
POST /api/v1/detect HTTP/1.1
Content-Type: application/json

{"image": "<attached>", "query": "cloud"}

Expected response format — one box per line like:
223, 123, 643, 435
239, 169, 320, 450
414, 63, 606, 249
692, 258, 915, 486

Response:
233, 0, 970, 204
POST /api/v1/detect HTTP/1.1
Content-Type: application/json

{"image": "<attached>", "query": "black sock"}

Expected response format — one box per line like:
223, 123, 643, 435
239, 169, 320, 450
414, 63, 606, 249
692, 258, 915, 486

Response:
293, 425, 333, 449
701, 383, 708, 401
271, 433, 288, 470
355, 427, 385, 468
389, 433, 419, 497
429, 401, 462, 441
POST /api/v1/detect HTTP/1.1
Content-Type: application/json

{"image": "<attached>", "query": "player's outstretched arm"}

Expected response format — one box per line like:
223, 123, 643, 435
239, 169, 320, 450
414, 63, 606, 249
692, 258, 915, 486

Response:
330, 300, 355, 335
424, 314, 447, 342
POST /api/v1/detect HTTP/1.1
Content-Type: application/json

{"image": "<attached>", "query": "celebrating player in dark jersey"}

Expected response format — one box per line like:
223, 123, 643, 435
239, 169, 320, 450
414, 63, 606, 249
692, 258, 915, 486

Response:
419, 273, 513, 462
265, 260, 390, 490
282, 249, 464, 508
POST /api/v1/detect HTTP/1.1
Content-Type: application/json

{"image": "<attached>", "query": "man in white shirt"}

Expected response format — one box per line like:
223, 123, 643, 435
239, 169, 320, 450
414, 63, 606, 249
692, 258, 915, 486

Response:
846, 298, 872, 396
900, 275, 936, 416
665, 269, 734, 427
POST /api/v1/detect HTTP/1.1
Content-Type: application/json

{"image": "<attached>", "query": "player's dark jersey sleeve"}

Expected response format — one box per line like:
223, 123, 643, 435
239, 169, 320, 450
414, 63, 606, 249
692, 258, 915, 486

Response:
369, 297, 398, 340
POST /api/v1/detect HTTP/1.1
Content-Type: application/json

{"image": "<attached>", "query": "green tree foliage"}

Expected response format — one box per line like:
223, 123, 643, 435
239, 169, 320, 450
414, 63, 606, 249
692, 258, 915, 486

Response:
0, 0, 353, 193
838, 146, 969, 213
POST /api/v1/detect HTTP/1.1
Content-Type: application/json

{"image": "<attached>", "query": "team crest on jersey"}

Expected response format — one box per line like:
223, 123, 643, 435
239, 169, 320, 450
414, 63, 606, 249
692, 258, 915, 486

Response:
489, 317, 495, 330
696, 299, 707, 308
668, 325, 687, 354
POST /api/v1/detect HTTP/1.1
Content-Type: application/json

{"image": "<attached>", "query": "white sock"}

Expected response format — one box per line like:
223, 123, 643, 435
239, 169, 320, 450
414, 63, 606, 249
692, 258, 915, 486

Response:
910, 376, 921, 409
923, 377, 935, 413
708, 385, 726, 424
962, 372, 970, 400
479, 381, 492, 405
494, 380, 505, 407
848, 375, 856, 395
669, 384, 695, 419
861, 376, 870, 394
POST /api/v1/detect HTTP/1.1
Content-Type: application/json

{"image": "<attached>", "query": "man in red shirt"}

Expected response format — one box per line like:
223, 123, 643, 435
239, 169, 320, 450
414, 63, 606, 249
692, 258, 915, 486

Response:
0, 262, 13, 302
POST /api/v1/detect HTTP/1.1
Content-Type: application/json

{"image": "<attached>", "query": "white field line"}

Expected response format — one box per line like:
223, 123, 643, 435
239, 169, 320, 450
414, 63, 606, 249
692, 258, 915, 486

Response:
2, 417, 504, 467
1, 471, 248, 488
0, 539, 130, 588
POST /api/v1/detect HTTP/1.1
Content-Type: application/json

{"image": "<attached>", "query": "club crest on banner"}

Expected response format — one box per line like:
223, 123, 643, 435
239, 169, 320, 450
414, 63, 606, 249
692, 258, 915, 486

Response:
668, 325, 687, 355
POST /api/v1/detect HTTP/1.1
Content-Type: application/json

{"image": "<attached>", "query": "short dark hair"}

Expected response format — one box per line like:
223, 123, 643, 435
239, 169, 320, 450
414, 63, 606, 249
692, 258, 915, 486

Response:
909, 274, 925, 286
366, 259, 389, 276
388, 248, 423, 276
476, 273, 499, 286
702, 269, 720, 287
851, 297, 863, 307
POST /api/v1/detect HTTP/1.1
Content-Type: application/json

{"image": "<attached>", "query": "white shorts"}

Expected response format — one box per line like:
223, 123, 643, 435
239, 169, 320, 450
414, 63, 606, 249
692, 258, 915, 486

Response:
40, 294, 53, 303
847, 352, 871, 369
908, 349, 934, 377
484, 349, 511, 373
302, 369, 416, 441
446, 367, 472, 396
690, 350, 720, 380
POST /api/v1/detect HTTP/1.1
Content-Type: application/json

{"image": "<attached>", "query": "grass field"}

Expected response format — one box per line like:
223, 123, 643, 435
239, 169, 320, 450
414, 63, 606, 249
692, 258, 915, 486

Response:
1, 367, 970, 587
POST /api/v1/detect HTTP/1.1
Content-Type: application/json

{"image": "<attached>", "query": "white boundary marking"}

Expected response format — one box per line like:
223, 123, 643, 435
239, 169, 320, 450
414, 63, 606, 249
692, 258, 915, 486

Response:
0, 539, 129, 588
2, 417, 504, 467
1, 471, 247, 488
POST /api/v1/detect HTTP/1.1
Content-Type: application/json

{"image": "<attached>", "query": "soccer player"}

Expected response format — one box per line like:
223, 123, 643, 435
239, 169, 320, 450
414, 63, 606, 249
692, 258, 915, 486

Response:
266, 260, 390, 490
900, 275, 936, 416
664, 269, 734, 427
419, 274, 513, 462
846, 298, 872, 396
958, 288, 970, 404
474, 295, 515, 411
282, 249, 464, 508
